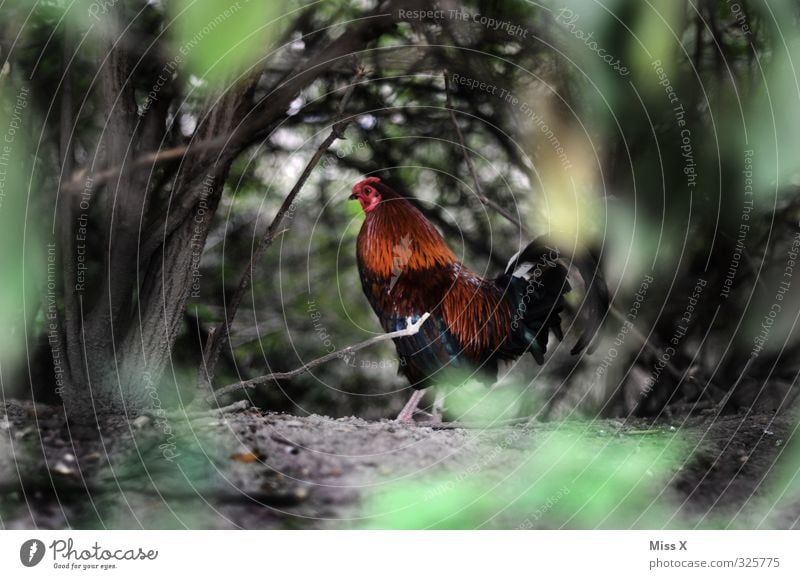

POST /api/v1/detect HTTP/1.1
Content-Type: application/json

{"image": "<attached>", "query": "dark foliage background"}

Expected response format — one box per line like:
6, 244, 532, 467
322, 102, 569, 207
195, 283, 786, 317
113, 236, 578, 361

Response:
1, 0, 799, 423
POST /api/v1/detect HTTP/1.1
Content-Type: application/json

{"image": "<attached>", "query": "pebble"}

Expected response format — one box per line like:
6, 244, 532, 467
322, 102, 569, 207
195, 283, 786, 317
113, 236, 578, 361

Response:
14, 427, 33, 439
52, 461, 74, 475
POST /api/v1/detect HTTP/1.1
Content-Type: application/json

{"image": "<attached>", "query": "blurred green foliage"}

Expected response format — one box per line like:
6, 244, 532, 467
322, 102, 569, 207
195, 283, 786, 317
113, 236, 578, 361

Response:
171, 0, 287, 86
364, 428, 686, 529
0, 83, 43, 390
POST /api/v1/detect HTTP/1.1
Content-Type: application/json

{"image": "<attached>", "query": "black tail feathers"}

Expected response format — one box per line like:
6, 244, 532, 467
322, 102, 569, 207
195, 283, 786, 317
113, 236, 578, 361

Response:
502, 236, 608, 360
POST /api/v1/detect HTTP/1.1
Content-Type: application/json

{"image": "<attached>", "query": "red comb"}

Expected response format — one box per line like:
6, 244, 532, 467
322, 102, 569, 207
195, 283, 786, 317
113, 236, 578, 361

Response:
352, 176, 381, 194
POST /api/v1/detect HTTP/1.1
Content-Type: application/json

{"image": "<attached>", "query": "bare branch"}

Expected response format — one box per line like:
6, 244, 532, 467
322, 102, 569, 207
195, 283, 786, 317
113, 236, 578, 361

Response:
57, 28, 81, 388
209, 313, 432, 402
608, 306, 683, 381
443, 70, 529, 235
63, 7, 397, 196
197, 65, 367, 392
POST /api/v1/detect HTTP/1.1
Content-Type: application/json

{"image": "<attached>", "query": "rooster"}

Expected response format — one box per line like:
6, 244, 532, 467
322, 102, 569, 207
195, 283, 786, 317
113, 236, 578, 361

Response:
350, 176, 608, 422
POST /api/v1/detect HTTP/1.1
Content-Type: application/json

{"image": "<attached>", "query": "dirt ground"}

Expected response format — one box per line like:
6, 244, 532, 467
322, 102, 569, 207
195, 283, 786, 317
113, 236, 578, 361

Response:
1, 399, 798, 529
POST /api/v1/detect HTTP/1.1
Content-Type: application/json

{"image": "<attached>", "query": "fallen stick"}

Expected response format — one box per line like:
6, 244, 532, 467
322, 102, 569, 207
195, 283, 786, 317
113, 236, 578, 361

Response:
209, 313, 431, 402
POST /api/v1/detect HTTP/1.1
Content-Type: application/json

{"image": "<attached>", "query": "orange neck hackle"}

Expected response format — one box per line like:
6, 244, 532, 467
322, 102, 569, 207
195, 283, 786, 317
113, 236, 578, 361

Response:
353, 178, 458, 279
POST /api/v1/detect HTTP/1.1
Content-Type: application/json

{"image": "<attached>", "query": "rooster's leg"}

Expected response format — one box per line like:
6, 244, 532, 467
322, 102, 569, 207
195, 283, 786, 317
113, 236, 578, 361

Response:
396, 389, 425, 423
430, 390, 445, 424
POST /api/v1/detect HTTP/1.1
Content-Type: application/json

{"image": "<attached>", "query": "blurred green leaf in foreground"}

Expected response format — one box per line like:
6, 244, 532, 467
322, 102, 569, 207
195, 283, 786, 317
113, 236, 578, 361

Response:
364, 428, 687, 529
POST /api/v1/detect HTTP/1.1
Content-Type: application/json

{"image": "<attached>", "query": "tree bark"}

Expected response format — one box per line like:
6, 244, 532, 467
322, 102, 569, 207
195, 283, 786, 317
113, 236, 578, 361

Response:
61, 22, 146, 419
58, 1, 403, 422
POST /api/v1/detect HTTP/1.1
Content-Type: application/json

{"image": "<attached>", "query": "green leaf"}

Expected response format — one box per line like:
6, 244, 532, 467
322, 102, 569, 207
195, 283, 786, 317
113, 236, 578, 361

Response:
0, 84, 42, 378
363, 429, 686, 529
171, 0, 286, 86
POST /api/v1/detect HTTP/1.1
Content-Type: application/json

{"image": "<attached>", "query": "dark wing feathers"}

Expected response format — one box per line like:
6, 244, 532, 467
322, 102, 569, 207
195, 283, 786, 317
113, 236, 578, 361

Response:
385, 314, 466, 388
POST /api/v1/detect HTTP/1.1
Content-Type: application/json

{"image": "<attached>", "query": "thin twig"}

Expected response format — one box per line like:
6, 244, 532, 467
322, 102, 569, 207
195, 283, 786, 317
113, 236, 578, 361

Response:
415, 416, 536, 429
197, 65, 366, 393
718, 230, 769, 295
61, 143, 205, 193
145, 399, 251, 420
608, 305, 684, 381
713, 355, 755, 415
197, 325, 216, 388
443, 70, 529, 235
210, 313, 431, 402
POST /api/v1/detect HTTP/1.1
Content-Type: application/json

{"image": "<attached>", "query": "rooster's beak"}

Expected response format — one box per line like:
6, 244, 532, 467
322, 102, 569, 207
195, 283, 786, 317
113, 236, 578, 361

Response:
348, 193, 357, 200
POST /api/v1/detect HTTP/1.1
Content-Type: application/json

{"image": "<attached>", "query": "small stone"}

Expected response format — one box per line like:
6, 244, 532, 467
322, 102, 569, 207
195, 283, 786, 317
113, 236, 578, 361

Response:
14, 427, 33, 439
52, 461, 74, 476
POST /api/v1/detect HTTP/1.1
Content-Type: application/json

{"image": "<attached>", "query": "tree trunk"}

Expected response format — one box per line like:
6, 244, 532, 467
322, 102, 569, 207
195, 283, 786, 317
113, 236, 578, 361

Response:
56, 2, 400, 423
